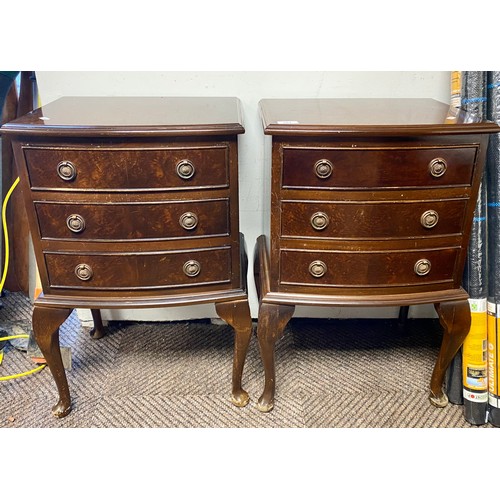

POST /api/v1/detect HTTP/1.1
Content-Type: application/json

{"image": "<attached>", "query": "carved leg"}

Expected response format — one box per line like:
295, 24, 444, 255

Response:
32, 305, 72, 418
215, 299, 253, 407
89, 309, 106, 339
430, 300, 471, 408
256, 302, 295, 412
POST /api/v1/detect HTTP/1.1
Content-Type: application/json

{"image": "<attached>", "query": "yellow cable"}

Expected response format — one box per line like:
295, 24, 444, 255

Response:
0, 181, 47, 382
0, 363, 46, 381
0, 334, 47, 381
0, 335, 29, 341
0, 176, 20, 293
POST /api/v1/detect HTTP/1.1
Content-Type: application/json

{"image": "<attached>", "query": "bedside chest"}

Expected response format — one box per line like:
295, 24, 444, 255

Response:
1, 96, 252, 417
255, 98, 500, 412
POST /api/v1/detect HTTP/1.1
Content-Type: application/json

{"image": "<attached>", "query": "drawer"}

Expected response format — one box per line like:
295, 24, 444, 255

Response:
280, 248, 459, 288
35, 199, 229, 241
23, 145, 229, 191
282, 146, 477, 189
44, 247, 231, 290
281, 199, 467, 239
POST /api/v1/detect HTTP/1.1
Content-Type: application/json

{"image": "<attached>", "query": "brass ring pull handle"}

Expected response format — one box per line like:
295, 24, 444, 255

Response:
66, 214, 86, 233
179, 212, 199, 230
314, 159, 334, 179
310, 212, 330, 231
414, 259, 431, 276
57, 161, 77, 181
75, 263, 93, 281
428, 158, 447, 178
420, 210, 439, 229
309, 260, 327, 278
176, 160, 196, 180
183, 260, 201, 277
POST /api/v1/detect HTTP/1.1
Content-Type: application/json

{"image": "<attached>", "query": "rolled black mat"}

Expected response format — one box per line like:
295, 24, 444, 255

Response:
463, 71, 488, 298
461, 71, 488, 424
447, 72, 488, 411
445, 347, 464, 405
486, 71, 500, 427
487, 71, 500, 302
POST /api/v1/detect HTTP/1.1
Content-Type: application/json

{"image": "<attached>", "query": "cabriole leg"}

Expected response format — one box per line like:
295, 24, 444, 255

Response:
32, 305, 72, 418
256, 302, 295, 412
89, 309, 106, 339
430, 299, 471, 407
215, 299, 253, 407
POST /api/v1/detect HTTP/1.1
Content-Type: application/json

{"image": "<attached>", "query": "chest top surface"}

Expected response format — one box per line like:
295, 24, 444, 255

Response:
1, 96, 245, 137
259, 98, 500, 136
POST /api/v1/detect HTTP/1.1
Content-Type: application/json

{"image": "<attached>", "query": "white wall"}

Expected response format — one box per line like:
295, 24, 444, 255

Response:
35, 71, 451, 321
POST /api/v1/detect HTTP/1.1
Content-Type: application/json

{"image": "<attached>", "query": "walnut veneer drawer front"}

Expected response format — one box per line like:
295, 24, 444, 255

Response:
280, 248, 459, 288
35, 199, 229, 241
44, 247, 231, 290
24, 145, 229, 191
281, 199, 467, 240
282, 146, 477, 189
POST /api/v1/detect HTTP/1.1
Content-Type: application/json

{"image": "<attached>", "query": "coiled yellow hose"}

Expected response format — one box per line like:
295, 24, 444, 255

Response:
0, 177, 47, 381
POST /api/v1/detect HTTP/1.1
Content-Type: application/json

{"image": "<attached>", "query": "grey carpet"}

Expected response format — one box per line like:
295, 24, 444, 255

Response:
0, 292, 491, 428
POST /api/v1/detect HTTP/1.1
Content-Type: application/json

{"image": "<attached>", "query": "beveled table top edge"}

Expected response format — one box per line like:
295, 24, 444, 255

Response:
259, 98, 500, 136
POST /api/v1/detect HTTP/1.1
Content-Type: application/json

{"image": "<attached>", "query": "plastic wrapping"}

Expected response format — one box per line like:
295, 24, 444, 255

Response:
463, 299, 488, 424
446, 72, 465, 406
463, 71, 488, 298
486, 71, 500, 426
450, 71, 461, 109
462, 71, 488, 119
463, 181, 488, 298
446, 72, 465, 405
459, 72, 489, 424
446, 72, 488, 408
487, 71, 500, 301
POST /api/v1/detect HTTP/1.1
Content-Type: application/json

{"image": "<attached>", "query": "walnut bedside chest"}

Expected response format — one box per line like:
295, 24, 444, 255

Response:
255, 98, 500, 412
1, 96, 252, 417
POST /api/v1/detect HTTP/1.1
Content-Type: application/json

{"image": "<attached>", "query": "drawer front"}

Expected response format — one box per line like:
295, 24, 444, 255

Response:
44, 247, 231, 290
35, 199, 229, 241
281, 199, 467, 239
24, 145, 228, 191
282, 146, 477, 189
280, 248, 458, 288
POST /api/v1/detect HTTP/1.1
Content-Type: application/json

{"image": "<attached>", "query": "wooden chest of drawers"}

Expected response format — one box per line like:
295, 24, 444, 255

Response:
1, 97, 253, 417
255, 98, 500, 412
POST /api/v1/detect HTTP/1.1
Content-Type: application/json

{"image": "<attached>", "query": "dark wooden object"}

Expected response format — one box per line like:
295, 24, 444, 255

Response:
1, 97, 252, 417
255, 98, 500, 412
0, 71, 35, 294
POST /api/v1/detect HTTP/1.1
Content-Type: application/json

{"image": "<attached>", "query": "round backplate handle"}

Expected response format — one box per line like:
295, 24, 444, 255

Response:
314, 159, 334, 179
309, 260, 327, 278
66, 214, 86, 233
57, 161, 77, 181
414, 259, 431, 276
179, 212, 198, 230
310, 212, 330, 231
176, 160, 196, 180
420, 210, 439, 229
75, 263, 93, 281
428, 158, 447, 178
183, 260, 201, 277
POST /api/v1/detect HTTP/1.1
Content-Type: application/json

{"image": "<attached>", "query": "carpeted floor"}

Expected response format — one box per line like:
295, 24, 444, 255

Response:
0, 291, 492, 428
